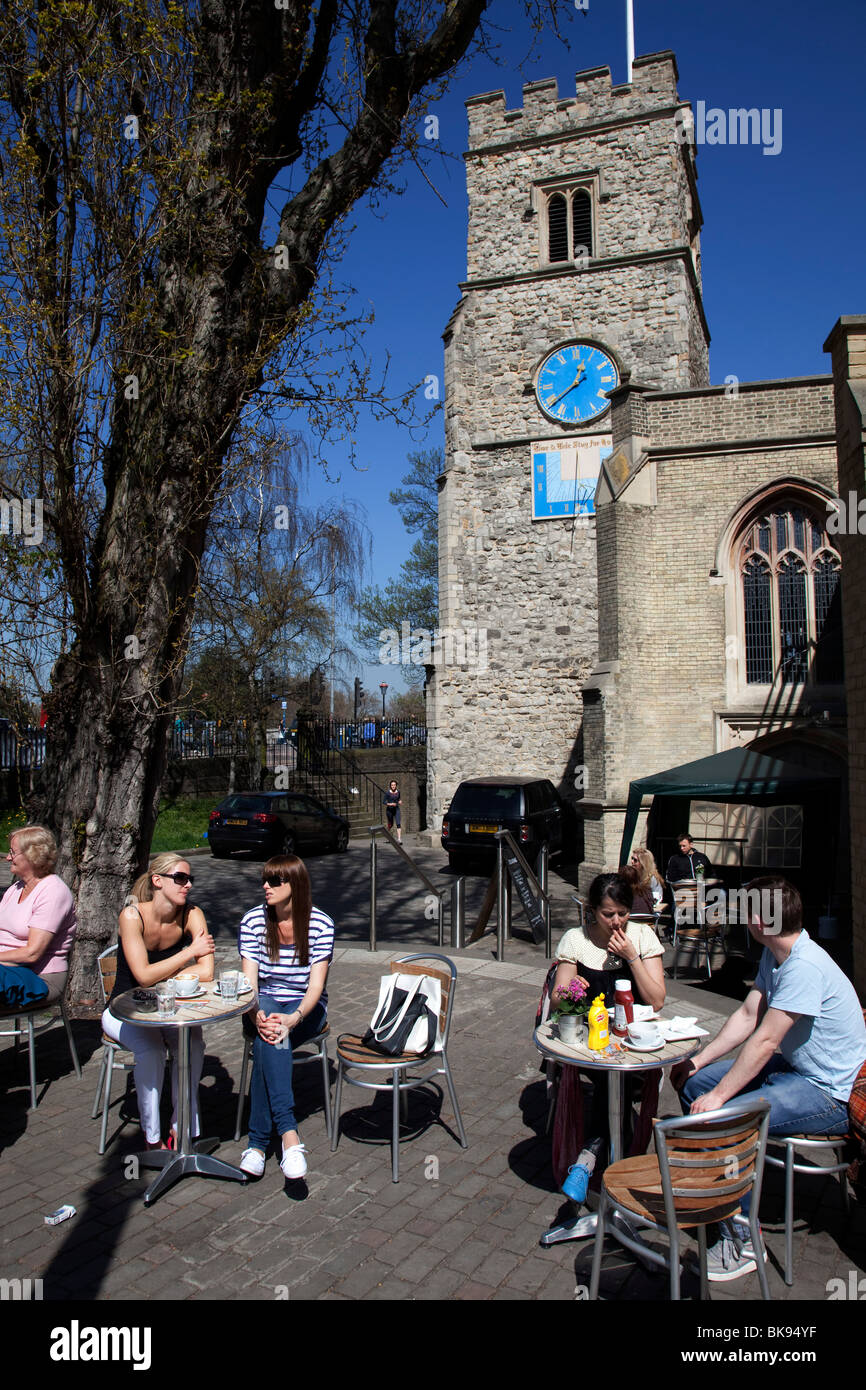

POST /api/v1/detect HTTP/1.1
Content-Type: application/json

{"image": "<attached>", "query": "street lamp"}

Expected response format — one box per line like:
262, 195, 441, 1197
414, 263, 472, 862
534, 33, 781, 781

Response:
379, 682, 388, 718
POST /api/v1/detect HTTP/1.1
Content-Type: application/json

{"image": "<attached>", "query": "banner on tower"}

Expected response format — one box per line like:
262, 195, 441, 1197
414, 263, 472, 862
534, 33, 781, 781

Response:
530, 434, 612, 520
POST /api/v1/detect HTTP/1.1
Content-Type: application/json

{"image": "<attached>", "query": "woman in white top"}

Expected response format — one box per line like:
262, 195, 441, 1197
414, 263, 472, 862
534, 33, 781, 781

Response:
554, 872, 665, 1013
551, 873, 666, 1181
237, 854, 334, 1181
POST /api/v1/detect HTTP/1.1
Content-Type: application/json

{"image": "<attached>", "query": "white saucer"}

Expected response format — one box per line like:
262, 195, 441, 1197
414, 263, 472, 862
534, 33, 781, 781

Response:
623, 1037, 665, 1053
214, 982, 252, 997
175, 987, 206, 1002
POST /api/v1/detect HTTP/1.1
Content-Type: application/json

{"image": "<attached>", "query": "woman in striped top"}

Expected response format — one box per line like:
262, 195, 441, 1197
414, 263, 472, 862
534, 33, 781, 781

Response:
237, 855, 334, 1180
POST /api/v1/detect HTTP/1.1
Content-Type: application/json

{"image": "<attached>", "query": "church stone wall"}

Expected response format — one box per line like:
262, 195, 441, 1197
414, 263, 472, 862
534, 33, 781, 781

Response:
580, 378, 839, 880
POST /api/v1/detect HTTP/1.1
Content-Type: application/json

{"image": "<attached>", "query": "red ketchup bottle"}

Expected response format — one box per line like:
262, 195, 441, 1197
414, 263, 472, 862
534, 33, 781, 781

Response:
612, 978, 634, 1038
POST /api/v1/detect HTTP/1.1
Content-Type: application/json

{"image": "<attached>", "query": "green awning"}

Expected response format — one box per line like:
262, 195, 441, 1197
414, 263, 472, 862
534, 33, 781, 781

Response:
618, 747, 840, 865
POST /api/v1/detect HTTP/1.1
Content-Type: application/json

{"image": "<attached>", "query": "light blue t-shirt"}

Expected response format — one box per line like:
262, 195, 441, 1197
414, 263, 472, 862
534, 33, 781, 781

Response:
755, 930, 866, 1102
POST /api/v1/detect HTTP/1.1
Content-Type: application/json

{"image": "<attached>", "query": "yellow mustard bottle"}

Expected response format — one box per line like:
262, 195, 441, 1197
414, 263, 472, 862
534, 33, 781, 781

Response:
587, 994, 610, 1051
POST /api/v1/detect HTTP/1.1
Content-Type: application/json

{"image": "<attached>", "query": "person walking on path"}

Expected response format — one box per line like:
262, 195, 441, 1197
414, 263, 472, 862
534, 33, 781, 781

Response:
384, 780, 402, 844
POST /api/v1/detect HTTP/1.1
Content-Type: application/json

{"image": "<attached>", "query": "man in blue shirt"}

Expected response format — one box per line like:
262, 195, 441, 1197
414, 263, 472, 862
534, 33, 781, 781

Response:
672, 876, 866, 1282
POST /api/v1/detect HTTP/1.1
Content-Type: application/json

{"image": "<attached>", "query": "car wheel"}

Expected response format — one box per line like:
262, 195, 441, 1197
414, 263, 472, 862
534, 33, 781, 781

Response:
210, 846, 229, 859
281, 832, 297, 856
448, 852, 469, 872
332, 827, 349, 853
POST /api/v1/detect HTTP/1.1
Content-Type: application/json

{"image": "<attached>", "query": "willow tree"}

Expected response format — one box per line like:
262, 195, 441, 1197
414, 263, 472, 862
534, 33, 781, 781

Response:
0, 0, 568, 1001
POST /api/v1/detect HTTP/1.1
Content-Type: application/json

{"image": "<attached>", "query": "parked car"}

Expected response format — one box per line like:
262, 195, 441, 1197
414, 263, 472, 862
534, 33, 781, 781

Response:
441, 776, 564, 870
208, 791, 349, 858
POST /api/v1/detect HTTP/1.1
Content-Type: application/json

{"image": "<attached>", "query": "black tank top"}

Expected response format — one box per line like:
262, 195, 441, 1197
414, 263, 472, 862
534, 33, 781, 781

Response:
109, 905, 193, 1002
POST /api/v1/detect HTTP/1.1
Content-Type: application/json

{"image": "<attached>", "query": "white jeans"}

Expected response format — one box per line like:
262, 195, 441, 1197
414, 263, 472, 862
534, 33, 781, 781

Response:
102, 1008, 204, 1144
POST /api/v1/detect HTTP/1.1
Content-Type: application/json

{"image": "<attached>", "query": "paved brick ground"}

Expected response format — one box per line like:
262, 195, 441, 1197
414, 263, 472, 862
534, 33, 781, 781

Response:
2, 840, 865, 1305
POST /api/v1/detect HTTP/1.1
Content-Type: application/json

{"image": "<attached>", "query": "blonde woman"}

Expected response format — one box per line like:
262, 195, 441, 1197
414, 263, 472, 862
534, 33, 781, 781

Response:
102, 853, 214, 1150
630, 846, 665, 912
0, 825, 76, 1003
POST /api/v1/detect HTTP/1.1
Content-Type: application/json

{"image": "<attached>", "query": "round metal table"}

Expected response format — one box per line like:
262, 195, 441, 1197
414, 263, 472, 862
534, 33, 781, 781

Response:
109, 980, 258, 1205
535, 1018, 701, 1246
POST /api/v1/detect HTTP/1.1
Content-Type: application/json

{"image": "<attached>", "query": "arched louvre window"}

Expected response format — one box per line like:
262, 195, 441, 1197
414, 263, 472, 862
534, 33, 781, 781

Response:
572, 189, 593, 257
544, 187, 594, 264
738, 503, 841, 685
548, 193, 568, 262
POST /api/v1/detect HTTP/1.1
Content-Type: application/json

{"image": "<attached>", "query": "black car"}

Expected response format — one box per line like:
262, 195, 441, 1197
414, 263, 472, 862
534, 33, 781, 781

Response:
208, 791, 349, 859
441, 776, 564, 869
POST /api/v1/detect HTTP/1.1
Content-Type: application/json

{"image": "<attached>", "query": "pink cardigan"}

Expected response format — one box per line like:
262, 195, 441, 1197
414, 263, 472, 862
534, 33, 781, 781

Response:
0, 876, 77, 974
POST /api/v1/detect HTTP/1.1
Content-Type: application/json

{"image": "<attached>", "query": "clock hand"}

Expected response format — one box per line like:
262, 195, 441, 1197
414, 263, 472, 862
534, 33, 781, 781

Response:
549, 366, 585, 406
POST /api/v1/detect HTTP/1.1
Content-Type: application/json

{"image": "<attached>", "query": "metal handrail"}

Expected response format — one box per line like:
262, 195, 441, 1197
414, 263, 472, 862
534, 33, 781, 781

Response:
369, 826, 465, 953
493, 831, 551, 961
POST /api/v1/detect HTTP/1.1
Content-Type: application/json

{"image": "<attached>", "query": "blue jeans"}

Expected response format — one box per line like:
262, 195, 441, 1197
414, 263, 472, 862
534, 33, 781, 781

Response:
681, 1056, 849, 1216
247, 992, 327, 1152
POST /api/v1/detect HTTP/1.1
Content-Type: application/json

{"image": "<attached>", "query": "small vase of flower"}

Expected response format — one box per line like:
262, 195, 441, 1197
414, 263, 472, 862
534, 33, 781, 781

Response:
552, 975, 590, 1046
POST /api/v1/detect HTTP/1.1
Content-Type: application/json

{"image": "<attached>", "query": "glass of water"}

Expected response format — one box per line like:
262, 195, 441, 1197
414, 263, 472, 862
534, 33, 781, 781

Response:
155, 982, 176, 1017
220, 970, 239, 1002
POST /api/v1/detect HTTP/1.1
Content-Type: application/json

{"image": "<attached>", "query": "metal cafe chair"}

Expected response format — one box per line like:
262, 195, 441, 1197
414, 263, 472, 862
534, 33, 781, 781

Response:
764, 1133, 851, 1286
0, 984, 81, 1112
670, 881, 727, 980
330, 953, 468, 1182
590, 1098, 772, 1301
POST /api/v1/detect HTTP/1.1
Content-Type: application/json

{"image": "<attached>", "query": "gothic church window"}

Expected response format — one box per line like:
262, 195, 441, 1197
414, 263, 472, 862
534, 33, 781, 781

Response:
739, 504, 841, 685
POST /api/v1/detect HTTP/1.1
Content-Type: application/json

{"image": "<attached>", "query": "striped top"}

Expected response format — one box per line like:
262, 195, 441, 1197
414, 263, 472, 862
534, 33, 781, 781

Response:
238, 904, 334, 1007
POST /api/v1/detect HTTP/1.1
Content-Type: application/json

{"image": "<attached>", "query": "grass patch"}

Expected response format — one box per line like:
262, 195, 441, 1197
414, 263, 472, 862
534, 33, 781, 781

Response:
0, 796, 213, 856
0, 806, 29, 851
151, 796, 214, 854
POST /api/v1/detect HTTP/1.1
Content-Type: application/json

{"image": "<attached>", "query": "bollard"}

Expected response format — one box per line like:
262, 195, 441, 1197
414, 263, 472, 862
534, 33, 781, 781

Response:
496, 838, 506, 962
539, 842, 551, 957
450, 876, 465, 950
369, 833, 377, 951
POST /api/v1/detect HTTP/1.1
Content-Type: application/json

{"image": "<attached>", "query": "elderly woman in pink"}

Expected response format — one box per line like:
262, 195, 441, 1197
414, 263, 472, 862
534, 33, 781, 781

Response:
0, 824, 77, 1002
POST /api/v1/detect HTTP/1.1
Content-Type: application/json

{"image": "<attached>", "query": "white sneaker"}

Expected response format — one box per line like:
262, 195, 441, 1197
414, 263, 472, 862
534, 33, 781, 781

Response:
239, 1147, 266, 1177
280, 1143, 308, 1180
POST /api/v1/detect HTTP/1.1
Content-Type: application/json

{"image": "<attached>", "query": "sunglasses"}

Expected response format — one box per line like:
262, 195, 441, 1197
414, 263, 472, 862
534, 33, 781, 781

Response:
262, 875, 291, 889
160, 872, 194, 887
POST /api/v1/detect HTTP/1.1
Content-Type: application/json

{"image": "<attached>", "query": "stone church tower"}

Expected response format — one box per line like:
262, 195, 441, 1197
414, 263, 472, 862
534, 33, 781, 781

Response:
427, 52, 710, 827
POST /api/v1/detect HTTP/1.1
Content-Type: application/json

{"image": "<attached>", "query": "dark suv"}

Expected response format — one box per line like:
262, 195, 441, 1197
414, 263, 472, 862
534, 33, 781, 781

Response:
441, 776, 564, 869
208, 791, 349, 859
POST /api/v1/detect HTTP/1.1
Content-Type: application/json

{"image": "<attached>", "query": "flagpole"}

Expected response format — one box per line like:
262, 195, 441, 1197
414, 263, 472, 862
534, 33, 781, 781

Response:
626, 0, 635, 83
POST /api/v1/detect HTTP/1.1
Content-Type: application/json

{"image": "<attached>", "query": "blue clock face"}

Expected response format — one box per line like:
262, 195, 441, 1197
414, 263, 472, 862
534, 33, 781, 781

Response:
535, 343, 619, 425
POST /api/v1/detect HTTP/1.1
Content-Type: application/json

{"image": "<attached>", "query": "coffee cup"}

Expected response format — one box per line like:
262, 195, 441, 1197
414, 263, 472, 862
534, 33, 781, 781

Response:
175, 973, 199, 998
627, 1022, 662, 1049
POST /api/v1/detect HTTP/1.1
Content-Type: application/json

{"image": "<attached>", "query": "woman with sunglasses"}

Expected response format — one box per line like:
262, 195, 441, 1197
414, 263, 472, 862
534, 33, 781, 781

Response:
237, 855, 334, 1181
102, 853, 215, 1149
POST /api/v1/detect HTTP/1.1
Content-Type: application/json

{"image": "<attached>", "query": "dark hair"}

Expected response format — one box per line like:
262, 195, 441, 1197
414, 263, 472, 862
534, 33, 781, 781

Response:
262, 855, 313, 965
677, 832, 694, 844
587, 872, 633, 913
744, 876, 803, 934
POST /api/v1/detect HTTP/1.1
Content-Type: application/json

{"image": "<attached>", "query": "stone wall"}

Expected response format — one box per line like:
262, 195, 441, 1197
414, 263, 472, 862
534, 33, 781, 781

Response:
581, 375, 840, 880
824, 316, 866, 994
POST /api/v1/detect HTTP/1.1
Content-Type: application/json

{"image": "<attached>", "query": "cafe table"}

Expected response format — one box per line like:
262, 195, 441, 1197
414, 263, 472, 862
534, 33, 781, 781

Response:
534, 1017, 700, 1247
110, 978, 258, 1205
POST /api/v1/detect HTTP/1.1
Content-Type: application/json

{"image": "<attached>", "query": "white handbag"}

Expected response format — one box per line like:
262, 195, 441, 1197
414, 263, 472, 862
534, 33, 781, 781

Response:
363, 972, 442, 1055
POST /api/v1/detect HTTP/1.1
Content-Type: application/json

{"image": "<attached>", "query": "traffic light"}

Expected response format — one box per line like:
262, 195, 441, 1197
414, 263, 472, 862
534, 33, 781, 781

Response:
354, 676, 364, 720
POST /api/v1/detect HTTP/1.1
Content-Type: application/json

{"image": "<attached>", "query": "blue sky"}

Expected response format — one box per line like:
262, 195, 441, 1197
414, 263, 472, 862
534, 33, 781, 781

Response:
294, 0, 866, 698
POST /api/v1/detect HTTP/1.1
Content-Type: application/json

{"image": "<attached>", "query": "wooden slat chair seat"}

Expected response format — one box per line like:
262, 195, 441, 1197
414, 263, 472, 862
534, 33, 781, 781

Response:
590, 1098, 772, 1301
330, 954, 468, 1182
336, 1033, 422, 1068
